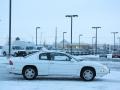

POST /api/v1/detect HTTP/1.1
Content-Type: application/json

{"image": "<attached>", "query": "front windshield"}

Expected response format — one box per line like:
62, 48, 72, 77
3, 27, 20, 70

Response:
65, 53, 83, 61
26, 46, 34, 50
12, 46, 23, 50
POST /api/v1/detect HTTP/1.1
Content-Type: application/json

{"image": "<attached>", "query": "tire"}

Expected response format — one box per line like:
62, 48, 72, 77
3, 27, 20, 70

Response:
14, 53, 17, 57
112, 56, 114, 58
22, 66, 37, 80
23, 52, 27, 57
3, 52, 7, 56
80, 67, 96, 81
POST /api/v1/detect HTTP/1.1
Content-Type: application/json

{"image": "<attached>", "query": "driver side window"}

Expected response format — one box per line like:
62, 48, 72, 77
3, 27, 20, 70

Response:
51, 53, 71, 61
39, 53, 51, 60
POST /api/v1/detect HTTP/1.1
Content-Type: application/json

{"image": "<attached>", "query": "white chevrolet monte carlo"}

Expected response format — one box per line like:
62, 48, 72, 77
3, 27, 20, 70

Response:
8, 51, 110, 81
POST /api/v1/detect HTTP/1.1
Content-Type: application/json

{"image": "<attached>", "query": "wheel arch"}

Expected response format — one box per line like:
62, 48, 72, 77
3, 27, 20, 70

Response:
80, 66, 96, 77
22, 65, 38, 75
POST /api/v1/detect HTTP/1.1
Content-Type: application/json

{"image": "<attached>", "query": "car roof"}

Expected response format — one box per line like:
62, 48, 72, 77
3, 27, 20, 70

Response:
39, 50, 66, 54
25, 50, 71, 58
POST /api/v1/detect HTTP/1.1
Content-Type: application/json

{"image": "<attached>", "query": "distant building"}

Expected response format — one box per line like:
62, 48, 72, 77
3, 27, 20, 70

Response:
57, 39, 70, 49
57, 39, 90, 50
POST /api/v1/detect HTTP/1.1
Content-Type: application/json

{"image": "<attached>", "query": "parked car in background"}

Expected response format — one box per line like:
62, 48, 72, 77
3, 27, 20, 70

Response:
36, 46, 48, 51
8, 51, 110, 81
99, 54, 107, 58
25, 46, 38, 55
2, 45, 27, 57
0, 46, 3, 49
112, 51, 120, 58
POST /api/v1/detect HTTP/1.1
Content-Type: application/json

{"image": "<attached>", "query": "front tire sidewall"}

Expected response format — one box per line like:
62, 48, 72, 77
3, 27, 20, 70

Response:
81, 68, 95, 81
23, 67, 37, 80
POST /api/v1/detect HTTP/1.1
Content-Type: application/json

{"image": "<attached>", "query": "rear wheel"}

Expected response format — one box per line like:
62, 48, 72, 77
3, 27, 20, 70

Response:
80, 67, 96, 81
3, 52, 6, 56
22, 66, 37, 80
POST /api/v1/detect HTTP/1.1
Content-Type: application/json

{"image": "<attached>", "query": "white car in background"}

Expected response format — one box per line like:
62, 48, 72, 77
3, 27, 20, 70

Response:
8, 51, 110, 81
25, 46, 39, 55
2, 45, 26, 57
36, 46, 48, 51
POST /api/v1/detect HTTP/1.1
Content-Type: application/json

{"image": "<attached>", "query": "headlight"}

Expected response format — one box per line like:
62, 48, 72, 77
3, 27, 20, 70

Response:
100, 65, 110, 73
100, 68, 106, 72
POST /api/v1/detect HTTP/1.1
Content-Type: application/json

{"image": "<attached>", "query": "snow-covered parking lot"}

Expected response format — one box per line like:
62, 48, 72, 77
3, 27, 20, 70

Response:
0, 56, 120, 90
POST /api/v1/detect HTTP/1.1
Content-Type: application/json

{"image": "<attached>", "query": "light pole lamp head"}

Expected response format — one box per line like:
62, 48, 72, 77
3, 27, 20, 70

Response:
92, 27, 101, 28
65, 15, 78, 17
72, 15, 78, 17
36, 27, 40, 29
63, 32, 67, 34
111, 32, 118, 34
66, 15, 71, 17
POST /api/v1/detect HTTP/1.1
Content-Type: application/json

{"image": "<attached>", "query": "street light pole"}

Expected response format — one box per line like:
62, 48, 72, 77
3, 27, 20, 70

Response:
36, 27, 40, 46
79, 34, 83, 49
66, 15, 78, 55
92, 27, 101, 55
118, 37, 120, 49
111, 32, 118, 51
55, 27, 57, 50
92, 37, 96, 55
63, 32, 67, 49
9, 0, 12, 57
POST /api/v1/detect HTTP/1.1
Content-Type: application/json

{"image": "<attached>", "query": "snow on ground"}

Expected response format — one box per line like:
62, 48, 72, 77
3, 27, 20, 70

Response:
0, 72, 120, 90
0, 57, 8, 64
0, 56, 120, 90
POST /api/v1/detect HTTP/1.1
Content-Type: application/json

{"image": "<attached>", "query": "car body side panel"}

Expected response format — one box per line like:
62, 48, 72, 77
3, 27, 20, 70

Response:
48, 60, 80, 76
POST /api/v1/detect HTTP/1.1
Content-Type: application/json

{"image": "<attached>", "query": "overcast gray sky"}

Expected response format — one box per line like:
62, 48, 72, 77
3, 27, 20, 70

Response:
0, 0, 120, 45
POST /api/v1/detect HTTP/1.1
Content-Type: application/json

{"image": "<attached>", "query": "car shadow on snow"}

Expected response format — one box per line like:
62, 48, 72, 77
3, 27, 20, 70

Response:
94, 78, 120, 83
1, 75, 120, 83
35, 77, 120, 83
36, 77, 82, 81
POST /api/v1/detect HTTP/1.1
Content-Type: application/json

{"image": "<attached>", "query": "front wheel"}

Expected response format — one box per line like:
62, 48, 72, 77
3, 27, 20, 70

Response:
80, 68, 96, 81
22, 67, 37, 80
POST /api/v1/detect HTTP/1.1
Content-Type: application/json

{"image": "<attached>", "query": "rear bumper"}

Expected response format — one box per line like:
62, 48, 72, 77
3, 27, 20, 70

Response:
7, 65, 21, 75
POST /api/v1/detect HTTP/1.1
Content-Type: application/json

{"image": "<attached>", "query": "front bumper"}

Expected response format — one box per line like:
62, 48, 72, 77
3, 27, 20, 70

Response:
96, 66, 110, 77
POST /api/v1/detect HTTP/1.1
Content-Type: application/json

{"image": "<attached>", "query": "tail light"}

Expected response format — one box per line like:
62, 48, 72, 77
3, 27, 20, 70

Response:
9, 60, 13, 65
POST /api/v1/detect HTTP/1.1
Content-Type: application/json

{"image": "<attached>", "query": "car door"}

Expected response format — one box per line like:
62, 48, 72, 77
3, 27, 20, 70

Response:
48, 52, 78, 76
37, 53, 50, 75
